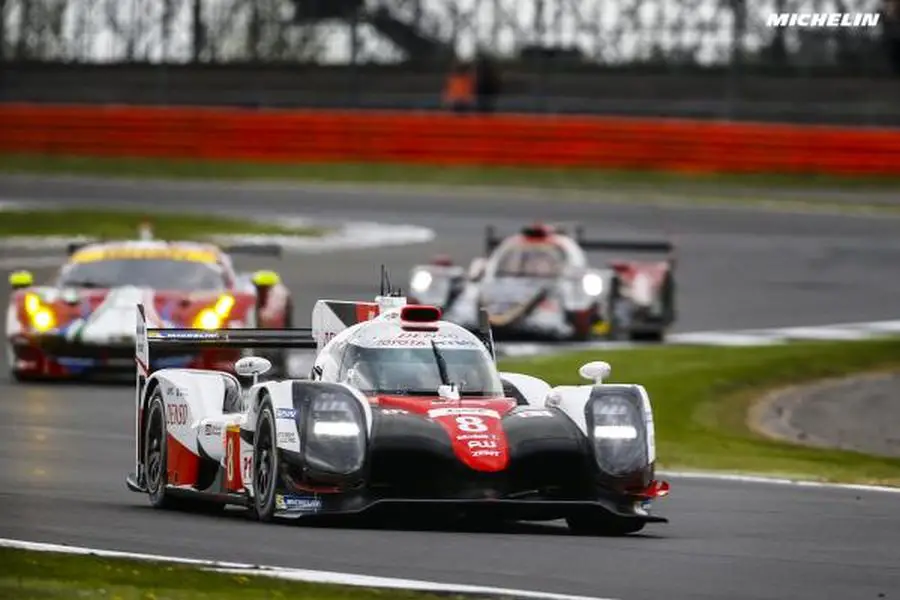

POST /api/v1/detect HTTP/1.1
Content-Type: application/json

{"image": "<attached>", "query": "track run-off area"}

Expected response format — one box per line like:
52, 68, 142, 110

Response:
1, 174, 900, 600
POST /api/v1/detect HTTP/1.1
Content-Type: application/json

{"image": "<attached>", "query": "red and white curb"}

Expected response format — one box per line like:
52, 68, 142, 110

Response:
0, 538, 617, 600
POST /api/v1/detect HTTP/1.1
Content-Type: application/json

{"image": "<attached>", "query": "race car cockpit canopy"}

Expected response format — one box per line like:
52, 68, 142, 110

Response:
339, 320, 504, 398
493, 242, 567, 278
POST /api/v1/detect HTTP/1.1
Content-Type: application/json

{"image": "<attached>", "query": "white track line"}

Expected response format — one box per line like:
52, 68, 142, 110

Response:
0, 539, 619, 600
661, 470, 900, 494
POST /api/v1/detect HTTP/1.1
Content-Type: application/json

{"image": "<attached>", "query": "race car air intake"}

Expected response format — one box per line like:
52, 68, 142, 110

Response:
302, 391, 366, 477
585, 388, 649, 477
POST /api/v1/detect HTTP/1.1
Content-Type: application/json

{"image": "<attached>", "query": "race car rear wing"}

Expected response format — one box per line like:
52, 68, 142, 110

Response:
133, 302, 316, 479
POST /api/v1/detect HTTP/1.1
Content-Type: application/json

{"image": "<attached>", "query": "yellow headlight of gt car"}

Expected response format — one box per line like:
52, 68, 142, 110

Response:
24, 293, 56, 333
193, 295, 236, 330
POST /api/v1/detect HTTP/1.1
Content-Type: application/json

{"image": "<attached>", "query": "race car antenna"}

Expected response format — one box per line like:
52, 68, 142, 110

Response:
379, 264, 403, 297
380, 264, 391, 295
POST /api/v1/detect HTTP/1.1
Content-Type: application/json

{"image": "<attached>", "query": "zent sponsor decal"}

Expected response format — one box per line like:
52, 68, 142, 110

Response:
275, 408, 297, 420
166, 403, 188, 426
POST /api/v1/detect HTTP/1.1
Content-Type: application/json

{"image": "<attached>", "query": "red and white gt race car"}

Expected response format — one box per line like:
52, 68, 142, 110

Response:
6, 236, 292, 381
408, 222, 677, 342
126, 273, 670, 536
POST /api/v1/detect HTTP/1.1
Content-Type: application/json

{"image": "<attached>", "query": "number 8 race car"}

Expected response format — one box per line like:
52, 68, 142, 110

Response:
126, 276, 670, 536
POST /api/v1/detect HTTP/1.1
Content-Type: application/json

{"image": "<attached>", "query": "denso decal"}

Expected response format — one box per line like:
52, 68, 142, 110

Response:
166, 403, 188, 426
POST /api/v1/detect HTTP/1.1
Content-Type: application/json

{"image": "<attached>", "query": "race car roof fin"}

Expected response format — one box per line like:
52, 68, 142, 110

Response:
399, 304, 441, 331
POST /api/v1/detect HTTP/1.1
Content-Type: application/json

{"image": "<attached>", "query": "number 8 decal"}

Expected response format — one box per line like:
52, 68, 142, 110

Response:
456, 415, 487, 432
226, 437, 235, 482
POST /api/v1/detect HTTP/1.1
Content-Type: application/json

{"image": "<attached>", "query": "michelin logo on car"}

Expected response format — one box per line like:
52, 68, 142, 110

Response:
275, 494, 322, 513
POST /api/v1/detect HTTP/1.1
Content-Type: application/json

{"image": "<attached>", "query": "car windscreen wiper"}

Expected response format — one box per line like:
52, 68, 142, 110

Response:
430, 339, 451, 387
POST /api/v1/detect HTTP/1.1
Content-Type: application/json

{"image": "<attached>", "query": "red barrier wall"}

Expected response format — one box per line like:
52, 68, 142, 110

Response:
0, 104, 898, 176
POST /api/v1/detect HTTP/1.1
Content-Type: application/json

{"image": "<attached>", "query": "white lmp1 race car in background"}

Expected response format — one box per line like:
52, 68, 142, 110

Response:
126, 272, 670, 535
407, 222, 677, 342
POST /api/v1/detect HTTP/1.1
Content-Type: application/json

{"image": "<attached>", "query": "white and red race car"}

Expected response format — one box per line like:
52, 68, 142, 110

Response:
126, 275, 669, 535
408, 223, 677, 342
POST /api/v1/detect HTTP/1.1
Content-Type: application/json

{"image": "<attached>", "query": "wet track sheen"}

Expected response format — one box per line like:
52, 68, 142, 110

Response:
2, 176, 900, 600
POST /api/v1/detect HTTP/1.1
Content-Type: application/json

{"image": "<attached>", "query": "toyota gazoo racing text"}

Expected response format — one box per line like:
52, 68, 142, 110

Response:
126, 276, 670, 535
6, 232, 292, 381
407, 222, 677, 342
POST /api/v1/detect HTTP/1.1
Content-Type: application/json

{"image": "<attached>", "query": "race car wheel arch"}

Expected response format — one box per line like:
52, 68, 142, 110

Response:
251, 396, 280, 522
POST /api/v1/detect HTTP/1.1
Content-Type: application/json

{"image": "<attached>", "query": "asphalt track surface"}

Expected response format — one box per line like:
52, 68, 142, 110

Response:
2, 175, 900, 600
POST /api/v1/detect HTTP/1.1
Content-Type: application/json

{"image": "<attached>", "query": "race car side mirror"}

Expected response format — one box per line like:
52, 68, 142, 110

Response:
235, 356, 272, 385
579, 361, 611, 384
9, 270, 34, 290
252, 270, 280, 306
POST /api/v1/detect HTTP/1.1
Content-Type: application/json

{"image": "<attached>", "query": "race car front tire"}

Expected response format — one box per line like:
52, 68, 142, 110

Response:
251, 399, 280, 522
144, 391, 180, 510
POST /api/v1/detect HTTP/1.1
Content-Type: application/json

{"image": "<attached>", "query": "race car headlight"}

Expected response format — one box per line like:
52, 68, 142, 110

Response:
587, 390, 648, 477
410, 270, 433, 293
304, 394, 365, 477
24, 293, 56, 333
582, 273, 604, 296
193, 295, 235, 330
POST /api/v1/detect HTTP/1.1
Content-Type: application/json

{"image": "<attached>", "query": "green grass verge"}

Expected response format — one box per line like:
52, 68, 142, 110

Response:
0, 548, 454, 600
1, 154, 898, 203
0, 208, 323, 239
499, 338, 900, 486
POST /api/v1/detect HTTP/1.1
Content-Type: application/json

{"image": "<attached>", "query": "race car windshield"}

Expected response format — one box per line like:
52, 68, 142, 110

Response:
494, 244, 565, 278
57, 259, 226, 291
340, 343, 504, 397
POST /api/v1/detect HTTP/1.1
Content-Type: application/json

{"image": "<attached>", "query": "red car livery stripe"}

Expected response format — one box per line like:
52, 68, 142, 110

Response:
166, 434, 200, 487
373, 396, 517, 472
